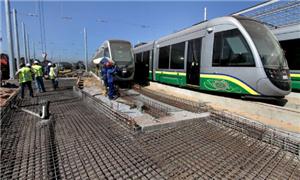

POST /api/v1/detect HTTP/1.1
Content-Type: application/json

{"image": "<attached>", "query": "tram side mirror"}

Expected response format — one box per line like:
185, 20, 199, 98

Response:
207, 28, 213, 33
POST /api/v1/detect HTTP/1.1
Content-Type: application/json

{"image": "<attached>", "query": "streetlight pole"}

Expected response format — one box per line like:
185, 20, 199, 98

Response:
27, 33, 30, 63
204, 7, 207, 21
13, 9, 20, 70
33, 41, 36, 60
22, 22, 28, 64
84, 27, 88, 71
0, 2, 2, 53
5, 0, 16, 79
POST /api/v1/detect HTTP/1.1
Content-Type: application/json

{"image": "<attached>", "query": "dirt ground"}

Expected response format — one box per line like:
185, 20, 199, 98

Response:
0, 87, 18, 107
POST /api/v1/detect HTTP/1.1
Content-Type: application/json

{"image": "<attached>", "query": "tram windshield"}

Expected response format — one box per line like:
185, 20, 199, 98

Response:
239, 19, 288, 68
110, 41, 133, 62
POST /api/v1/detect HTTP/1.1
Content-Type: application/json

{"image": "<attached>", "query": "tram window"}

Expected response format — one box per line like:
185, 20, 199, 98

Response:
159, 46, 170, 69
279, 39, 300, 70
187, 38, 202, 64
213, 29, 255, 67
104, 47, 110, 58
99, 49, 104, 57
135, 53, 142, 63
170, 42, 185, 69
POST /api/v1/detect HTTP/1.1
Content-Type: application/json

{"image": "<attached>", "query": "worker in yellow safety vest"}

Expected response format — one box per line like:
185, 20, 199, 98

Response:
32, 60, 46, 93
48, 63, 58, 90
15, 63, 34, 98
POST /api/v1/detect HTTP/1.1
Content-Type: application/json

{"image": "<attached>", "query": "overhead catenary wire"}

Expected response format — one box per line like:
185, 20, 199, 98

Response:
96, 17, 150, 29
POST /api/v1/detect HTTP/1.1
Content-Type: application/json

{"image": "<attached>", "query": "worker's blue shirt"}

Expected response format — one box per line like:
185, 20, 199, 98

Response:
107, 67, 117, 83
101, 67, 107, 79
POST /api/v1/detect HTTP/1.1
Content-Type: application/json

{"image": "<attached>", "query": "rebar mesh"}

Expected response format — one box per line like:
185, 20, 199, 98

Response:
136, 87, 300, 156
1, 80, 300, 179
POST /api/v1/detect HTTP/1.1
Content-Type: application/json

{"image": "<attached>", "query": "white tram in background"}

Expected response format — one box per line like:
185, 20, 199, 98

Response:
92, 40, 135, 84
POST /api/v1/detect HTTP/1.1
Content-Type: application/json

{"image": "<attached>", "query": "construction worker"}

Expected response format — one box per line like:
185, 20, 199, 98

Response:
48, 63, 58, 90
32, 60, 46, 93
100, 57, 109, 95
106, 60, 118, 100
15, 63, 34, 98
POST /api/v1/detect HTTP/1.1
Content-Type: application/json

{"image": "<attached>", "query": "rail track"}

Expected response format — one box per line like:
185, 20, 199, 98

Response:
1, 80, 300, 179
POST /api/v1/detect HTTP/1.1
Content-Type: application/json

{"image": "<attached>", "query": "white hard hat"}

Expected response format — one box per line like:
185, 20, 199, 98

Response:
34, 60, 39, 64
26, 63, 31, 67
48, 62, 52, 66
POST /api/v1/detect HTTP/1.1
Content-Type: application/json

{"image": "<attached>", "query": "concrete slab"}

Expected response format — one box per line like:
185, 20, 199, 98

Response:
146, 82, 300, 134
285, 92, 300, 110
83, 86, 144, 118
137, 111, 210, 132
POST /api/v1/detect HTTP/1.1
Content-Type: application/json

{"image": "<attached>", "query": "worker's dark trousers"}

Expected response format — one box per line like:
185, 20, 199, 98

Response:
21, 81, 34, 98
108, 82, 115, 99
35, 76, 46, 92
51, 79, 58, 90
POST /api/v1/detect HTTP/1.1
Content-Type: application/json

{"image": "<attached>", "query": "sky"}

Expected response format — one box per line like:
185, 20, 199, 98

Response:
1, 0, 262, 63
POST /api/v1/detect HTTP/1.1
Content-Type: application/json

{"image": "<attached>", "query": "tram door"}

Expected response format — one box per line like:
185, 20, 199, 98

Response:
186, 38, 202, 86
142, 51, 150, 84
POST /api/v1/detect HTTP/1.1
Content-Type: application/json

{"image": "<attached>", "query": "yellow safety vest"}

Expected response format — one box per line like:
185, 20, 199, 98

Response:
32, 65, 43, 77
18, 67, 32, 83
49, 67, 55, 79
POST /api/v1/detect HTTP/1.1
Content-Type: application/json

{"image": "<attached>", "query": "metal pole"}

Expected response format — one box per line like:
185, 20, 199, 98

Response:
84, 27, 88, 71
27, 33, 30, 63
204, 7, 207, 21
0, 2, 3, 53
13, 9, 20, 70
5, 0, 16, 79
22, 22, 28, 64
33, 42, 36, 60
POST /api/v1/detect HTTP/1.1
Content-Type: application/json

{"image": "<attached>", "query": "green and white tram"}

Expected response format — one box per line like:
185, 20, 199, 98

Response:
134, 16, 291, 98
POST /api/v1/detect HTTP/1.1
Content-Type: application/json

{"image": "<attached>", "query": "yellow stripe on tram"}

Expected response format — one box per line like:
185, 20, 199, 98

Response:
290, 73, 300, 78
200, 74, 259, 95
162, 71, 178, 75
155, 71, 178, 75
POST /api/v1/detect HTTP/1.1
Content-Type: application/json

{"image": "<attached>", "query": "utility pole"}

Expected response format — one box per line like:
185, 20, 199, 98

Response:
13, 9, 21, 70
33, 42, 36, 60
0, 1, 3, 54
84, 27, 88, 71
5, 0, 16, 79
204, 7, 207, 21
22, 22, 28, 64
27, 33, 30, 63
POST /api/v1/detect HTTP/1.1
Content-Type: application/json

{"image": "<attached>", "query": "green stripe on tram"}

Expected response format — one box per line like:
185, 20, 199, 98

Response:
291, 73, 300, 90
153, 70, 259, 95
